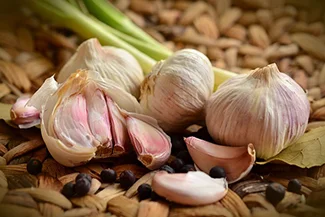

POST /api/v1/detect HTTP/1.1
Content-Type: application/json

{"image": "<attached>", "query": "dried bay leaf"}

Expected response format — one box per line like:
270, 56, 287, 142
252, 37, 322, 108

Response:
257, 127, 325, 168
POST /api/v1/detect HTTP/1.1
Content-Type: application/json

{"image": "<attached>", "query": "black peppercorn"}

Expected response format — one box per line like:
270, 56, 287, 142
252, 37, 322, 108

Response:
61, 182, 75, 198
27, 159, 42, 175
119, 170, 136, 189
74, 178, 91, 197
170, 134, 187, 154
287, 179, 301, 194
209, 166, 226, 178
160, 165, 175, 173
76, 173, 92, 182
137, 183, 152, 201
176, 150, 193, 164
170, 158, 184, 172
180, 164, 196, 173
100, 169, 117, 183
265, 183, 286, 206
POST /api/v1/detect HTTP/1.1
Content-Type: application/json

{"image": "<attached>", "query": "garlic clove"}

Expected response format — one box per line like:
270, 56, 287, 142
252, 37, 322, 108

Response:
106, 97, 131, 156
151, 171, 228, 206
185, 137, 256, 184
57, 38, 144, 98
10, 95, 40, 128
126, 113, 172, 170
140, 49, 214, 132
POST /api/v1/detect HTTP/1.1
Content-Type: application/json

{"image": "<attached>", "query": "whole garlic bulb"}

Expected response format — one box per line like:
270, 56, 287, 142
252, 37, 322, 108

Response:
140, 49, 214, 132
57, 38, 144, 98
206, 63, 310, 160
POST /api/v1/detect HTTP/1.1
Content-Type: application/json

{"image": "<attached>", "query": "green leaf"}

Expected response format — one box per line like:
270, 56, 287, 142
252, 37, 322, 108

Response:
257, 127, 325, 168
0, 103, 12, 121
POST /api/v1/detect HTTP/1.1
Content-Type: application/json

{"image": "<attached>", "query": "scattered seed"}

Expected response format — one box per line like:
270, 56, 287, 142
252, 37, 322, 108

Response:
119, 170, 136, 189
169, 158, 184, 172
160, 165, 175, 174
76, 173, 91, 183
138, 183, 152, 201
287, 179, 302, 194
26, 159, 42, 175
61, 182, 75, 198
100, 169, 117, 183
265, 183, 286, 206
180, 164, 196, 173
209, 166, 226, 178
74, 178, 91, 197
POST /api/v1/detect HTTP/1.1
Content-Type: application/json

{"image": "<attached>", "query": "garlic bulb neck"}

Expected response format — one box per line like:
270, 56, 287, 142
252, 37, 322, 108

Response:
249, 63, 281, 86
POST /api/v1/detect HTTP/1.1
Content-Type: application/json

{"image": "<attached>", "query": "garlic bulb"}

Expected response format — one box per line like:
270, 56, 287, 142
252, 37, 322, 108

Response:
57, 38, 144, 98
28, 69, 171, 168
140, 49, 214, 132
152, 171, 227, 205
206, 63, 310, 160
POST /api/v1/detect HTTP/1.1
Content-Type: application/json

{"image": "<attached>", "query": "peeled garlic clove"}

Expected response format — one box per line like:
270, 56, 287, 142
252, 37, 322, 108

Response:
152, 171, 228, 205
206, 63, 310, 160
106, 97, 131, 156
185, 137, 256, 184
126, 113, 172, 170
140, 49, 214, 132
30, 69, 143, 167
57, 38, 144, 98
10, 95, 40, 128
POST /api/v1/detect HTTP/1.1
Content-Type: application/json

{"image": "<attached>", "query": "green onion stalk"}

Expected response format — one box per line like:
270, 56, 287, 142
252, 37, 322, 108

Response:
25, 0, 236, 90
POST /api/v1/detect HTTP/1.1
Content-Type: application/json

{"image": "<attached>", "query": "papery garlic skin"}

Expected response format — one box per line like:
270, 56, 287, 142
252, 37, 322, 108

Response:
57, 38, 144, 98
206, 63, 310, 160
152, 171, 228, 206
30, 69, 143, 167
10, 95, 40, 129
140, 49, 214, 132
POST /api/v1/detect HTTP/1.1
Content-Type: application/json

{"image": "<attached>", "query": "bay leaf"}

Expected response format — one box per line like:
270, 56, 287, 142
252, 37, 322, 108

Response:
257, 127, 325, 168
0, 103, 11, 121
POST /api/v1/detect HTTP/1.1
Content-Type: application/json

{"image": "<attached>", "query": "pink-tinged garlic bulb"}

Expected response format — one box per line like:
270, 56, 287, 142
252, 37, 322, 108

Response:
206, 63, 310, 160
57, 38, 144, 98
140, 49, 214, 132
27, 69, 171, 168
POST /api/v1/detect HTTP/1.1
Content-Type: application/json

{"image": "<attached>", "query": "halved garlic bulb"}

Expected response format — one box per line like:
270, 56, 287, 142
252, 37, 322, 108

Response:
126, 113, 172, 170
28, 69, 171, 168
185, 137, 256, 184
206, 63, 310, 160
29, 69, 142, 166
57, 38, 144, 98
152, 171, 228, 206
140, 49, 214, 132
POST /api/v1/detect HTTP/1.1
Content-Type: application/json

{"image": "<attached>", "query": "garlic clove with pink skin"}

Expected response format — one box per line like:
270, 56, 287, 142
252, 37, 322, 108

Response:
151, 171, 228, 206
126, 113, 172, 170
29, 69, 143, 167
10, 95, 40, 129
185, 137, 256, 184
106, 97, 131, 156
206, 63, 310, 160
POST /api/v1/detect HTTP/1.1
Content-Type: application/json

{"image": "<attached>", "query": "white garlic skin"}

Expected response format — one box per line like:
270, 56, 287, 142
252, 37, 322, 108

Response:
140, 49, 214, 132
57, 38, 144, 98
206, 64, 310, 160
